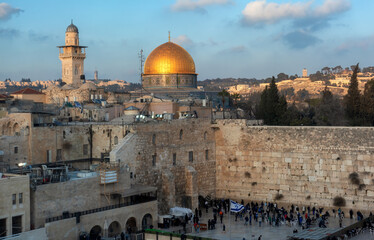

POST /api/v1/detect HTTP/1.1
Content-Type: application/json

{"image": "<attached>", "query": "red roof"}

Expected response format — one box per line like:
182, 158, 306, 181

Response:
11, 88, 44, 95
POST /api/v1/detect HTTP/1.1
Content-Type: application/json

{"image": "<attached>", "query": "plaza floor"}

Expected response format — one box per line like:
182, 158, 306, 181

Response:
188, 208, 359, 240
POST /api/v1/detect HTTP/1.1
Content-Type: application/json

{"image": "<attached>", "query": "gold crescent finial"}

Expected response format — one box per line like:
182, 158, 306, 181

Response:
168, 31, 171, 42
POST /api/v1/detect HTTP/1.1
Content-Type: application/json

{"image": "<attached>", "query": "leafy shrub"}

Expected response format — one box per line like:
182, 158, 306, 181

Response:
349, 172, 360, 185
274, 193, 284, 201
333, 196, 346, 207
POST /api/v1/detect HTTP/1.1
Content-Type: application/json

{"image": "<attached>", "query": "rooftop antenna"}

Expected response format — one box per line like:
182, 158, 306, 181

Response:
168, 31, 171, 42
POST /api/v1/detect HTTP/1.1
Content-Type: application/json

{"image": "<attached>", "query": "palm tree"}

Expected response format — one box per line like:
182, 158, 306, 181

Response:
218, 89, 230, 119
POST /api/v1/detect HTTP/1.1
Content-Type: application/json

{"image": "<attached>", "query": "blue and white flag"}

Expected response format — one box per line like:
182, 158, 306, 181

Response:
230, 200, 244, 213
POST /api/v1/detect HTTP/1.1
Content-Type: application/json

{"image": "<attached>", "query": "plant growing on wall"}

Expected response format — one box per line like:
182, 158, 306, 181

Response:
333, 196, 346, 207
274, 193, 284, 201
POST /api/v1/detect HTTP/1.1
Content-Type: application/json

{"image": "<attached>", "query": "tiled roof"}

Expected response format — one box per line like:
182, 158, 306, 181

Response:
11, 88, 44, 95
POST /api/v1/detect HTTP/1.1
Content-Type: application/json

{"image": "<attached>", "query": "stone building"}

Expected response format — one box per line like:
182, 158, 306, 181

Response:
0, 173, 30, 237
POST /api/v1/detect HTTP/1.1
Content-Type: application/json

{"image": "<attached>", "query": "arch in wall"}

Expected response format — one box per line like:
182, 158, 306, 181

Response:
114, 136, 118, 145
141, 213, 153, 230
204, 131, 207, 140
6, 121, 12, 135
89, 225, 102, 240
152, 134, 156, 145
125, 217, 137, 234
13, 123, 20, 136
108, 221, 121, 237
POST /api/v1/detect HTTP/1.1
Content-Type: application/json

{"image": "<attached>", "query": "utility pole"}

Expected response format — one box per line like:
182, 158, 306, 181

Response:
139, 49, 145, 96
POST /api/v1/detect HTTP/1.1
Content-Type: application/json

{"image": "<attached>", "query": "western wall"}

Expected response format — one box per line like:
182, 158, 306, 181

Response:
2, 116, 374, 214
215, 120, 374, 212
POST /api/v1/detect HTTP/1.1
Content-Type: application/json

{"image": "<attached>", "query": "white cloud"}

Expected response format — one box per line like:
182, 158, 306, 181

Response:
0, 3, 23, 20
171, 0, 230, 12
173, 35, 194, 46
242, 0, 350, 25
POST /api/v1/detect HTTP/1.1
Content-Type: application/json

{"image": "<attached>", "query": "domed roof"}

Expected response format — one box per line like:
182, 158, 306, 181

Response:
79, 82, 97, 90
144, 41, 195, 75
66, 23, 78, 33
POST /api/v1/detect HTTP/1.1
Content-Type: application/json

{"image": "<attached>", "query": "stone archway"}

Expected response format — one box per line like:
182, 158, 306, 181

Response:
125, 217, 137, 234
13, 122, 20, 136
89, 225, 102, 240
108, 221, 121, 237
142, 214, 153, 230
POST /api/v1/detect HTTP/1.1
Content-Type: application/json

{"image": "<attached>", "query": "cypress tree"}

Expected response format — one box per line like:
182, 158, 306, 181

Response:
258, 77, 287, 125
345, 63, 361, 125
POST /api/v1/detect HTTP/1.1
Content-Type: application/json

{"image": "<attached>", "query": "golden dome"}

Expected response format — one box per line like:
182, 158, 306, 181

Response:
144, 41, 196, 75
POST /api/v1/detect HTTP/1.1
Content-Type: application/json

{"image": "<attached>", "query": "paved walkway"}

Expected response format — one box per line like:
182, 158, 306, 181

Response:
188, 208, 358, 240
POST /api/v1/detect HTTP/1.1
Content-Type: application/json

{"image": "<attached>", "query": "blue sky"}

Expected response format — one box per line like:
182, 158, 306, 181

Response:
0, 0, 373, 83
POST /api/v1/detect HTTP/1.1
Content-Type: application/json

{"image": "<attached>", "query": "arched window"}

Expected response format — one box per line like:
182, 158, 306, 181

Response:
114, 136, 118, 145
179, 129, 183, 140
204, 131, 208, 140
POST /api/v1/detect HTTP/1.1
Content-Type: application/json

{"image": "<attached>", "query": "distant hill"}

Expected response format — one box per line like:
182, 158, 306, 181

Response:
198, 78, 263, 91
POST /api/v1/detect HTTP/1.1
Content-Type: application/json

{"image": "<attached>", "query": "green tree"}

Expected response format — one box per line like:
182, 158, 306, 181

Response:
314, 86, 346, 125
345, 63, 362, 125
361, 79, 374, 125
257, 77, 287, 125
218, 89, 230, 119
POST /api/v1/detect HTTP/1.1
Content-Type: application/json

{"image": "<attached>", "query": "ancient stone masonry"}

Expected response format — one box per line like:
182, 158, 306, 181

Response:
215, 120, 374, 213
110, 119, 216, 213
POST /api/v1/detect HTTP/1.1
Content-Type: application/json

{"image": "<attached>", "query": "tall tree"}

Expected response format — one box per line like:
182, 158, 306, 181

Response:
345, 63, 362, 125
257, 77, 287, 125
218, 89, 230, 119
361, 79, 374, 125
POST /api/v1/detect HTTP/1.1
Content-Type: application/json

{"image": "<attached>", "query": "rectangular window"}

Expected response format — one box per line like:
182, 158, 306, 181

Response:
19, 193, 23, 204
189, 151, 193, 162
205, 150, 209, 161
152, 155, 156, 167
173, 153, 177, 166
83, 144, 88, 155
12, 194, 16, 205
46, 150, 52, 163
56, 149, 62, 161
14, 147, 18, 154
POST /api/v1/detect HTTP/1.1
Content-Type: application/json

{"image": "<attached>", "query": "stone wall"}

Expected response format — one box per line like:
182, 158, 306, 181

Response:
111, 119, 216, 213
215, 120, 374, 212
31, 172, 130, 228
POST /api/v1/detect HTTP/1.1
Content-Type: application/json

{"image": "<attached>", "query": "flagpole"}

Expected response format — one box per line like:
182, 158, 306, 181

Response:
229, 200, 231, 240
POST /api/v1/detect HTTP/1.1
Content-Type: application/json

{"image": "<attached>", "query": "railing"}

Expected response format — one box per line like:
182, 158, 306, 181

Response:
45, 196, 156, 223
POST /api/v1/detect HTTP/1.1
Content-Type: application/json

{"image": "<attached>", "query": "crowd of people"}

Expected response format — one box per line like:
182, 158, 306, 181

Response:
189, 198, 373, 239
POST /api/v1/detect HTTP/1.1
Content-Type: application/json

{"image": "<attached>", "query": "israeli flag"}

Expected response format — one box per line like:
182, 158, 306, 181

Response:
230, 200, 244, 213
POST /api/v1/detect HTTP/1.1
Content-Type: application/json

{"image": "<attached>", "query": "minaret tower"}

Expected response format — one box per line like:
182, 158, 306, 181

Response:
58, 21, 87, 87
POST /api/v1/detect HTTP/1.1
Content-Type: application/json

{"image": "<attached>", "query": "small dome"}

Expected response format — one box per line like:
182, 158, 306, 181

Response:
79, 82, 97, 90
144, 41, 195, 75
66, 23, 78, 33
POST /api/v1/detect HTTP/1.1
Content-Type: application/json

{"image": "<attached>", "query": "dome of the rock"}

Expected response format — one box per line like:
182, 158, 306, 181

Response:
144, 42, 195, 75
142, 39, 197, 89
